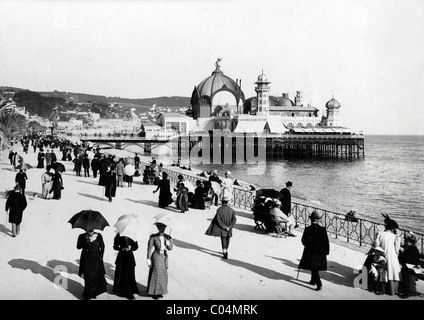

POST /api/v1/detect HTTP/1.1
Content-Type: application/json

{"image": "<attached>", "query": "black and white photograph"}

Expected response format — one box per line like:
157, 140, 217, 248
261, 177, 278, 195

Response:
1, 0, 423, 310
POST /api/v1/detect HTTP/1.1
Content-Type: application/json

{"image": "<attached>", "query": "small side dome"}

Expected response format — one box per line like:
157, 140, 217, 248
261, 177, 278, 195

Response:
325, 98, 341, 109
257, 73, 268, 82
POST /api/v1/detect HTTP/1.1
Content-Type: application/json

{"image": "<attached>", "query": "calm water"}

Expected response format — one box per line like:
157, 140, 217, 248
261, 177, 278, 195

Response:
191, 135, 424, 233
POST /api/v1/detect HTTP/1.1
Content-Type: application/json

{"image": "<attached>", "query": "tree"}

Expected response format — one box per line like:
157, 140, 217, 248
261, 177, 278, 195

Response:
0, 103, 28, 144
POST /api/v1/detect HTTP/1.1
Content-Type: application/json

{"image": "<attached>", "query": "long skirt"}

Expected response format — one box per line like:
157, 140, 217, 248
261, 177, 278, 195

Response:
42, 182, 52, 198
147, 251, 168, 296
81, 253, 107, 299
113, 256, 139, 297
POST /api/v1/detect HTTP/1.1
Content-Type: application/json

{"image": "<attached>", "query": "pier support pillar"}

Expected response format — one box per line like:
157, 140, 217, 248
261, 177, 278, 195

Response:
144, 142, 152, 154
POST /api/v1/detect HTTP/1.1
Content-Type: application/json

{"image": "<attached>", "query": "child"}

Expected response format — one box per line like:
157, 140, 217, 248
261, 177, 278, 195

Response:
370, 247, 387, 295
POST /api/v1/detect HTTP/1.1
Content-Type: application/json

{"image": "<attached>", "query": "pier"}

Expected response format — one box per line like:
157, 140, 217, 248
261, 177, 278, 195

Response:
173, 133, 365, 160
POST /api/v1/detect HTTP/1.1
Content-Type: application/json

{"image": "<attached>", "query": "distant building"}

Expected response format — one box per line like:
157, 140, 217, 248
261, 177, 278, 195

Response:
187, 59, 348, 134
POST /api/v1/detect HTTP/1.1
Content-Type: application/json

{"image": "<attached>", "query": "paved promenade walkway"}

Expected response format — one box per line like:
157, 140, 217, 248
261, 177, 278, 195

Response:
0, 147, 423, 303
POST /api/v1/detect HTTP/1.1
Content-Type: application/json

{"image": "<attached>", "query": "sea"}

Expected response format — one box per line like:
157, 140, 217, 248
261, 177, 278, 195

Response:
125, 135, 424, 234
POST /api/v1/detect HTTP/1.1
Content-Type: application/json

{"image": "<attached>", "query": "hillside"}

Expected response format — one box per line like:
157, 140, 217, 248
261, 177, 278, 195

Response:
37, 90, 191, 107
0, 86, 191, 108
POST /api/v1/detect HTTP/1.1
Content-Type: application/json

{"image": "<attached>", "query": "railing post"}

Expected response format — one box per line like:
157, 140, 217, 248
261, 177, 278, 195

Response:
346, 220, 350, 242
359, 220, 363, 247
335, 214, 338, 239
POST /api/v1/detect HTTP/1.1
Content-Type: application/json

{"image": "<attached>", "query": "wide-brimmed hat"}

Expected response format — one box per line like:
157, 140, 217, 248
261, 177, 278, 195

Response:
154, 222, 167, 227
212, 170, 218, 174
381, 213, 399, 230
372, 246, 385, 254
309, 210, 321, 220
222, 196, 230, 202
13, 184, 21, 191
286, 181, 293, 187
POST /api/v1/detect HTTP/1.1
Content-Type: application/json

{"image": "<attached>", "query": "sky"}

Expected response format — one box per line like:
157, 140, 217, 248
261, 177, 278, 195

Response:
1, 0, 424, 135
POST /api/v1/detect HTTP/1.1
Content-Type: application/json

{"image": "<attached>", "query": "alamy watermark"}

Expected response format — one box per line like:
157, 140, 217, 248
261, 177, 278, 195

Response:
156, 129, 267, 176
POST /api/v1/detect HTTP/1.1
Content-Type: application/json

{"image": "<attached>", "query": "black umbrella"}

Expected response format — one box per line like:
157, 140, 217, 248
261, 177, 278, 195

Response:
256, 189, 283, 200
50, 162, 66, 172
68, 210, 109, 232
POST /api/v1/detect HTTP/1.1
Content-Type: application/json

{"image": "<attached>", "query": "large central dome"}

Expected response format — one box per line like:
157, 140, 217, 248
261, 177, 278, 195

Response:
196, 63, 245, 106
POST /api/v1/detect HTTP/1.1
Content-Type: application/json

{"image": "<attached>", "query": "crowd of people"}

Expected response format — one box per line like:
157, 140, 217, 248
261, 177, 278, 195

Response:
3, 133, 423, 300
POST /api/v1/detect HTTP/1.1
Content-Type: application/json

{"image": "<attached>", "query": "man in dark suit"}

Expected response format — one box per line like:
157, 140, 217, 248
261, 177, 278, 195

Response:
280, 181, 292, 215
205, 197, 237, 259
298, 210, 330, 291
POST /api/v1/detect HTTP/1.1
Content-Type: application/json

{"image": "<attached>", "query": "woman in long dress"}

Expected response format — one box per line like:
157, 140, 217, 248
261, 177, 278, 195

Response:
146, 222, 173, 299
373, 214, 401, 295
153, 172, 174, 208
49, 170, 63, 200
220, 170, 233, 202
41, 167, 53, 199
177, 183, 189, 213
36, 150, 45, 169
113, 233, 139, 300
104, 166, 117, 202
77, 230, 107, 300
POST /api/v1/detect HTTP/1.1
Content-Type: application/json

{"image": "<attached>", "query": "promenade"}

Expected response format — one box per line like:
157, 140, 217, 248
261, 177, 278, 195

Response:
0, 147, 423, 302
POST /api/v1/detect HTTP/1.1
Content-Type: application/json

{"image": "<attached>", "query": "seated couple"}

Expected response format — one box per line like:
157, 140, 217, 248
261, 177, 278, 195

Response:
269, 199, 296, 237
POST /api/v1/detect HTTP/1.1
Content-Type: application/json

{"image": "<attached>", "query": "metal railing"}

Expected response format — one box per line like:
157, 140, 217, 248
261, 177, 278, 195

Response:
160, 166, 424, 255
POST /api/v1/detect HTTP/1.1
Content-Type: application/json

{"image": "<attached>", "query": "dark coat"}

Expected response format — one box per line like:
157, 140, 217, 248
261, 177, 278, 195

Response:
191, 185, 206, 209
280, 187, 291, 214
76, 233, 107, 299
113, 234, 139, 296
205, 204, 237, 238
73, 157, 83, 171
157, 179, 174, 208
5, 191, 27, 224
82, 157, 90, 169
298, 223, 330, 271
105, 171, 117, 198
15, 172, 28, 190
50, 171, 63, 199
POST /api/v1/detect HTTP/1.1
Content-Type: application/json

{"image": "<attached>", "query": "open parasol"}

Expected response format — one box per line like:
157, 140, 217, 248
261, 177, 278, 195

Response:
153, 212, 192, 235
68, 209, 109, 232
210, 181, 222, 195
124, 164, 136, 176
50, 162, 66, 172
182, 181, 195, 193
15, 163, 33, 170
114, 213, 152, 241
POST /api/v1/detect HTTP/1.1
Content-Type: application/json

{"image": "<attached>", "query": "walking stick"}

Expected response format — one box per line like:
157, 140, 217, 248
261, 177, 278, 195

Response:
296, 268, 300, 280
4, 210, 8, 237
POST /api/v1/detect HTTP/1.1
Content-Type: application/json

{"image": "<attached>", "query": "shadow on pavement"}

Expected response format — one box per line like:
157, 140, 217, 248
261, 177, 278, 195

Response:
75, 179, 100, 185
173, 238, 309, 288
77, 192, 104, 201
173, 238, 222, 258
267, 256, 356, 288
8, 258, 84, 299
0, 224, 11, 236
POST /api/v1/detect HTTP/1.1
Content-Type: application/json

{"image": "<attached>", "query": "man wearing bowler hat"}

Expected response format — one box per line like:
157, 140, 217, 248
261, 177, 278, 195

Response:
298, 210, 330, 291
280, 181, 293, 215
